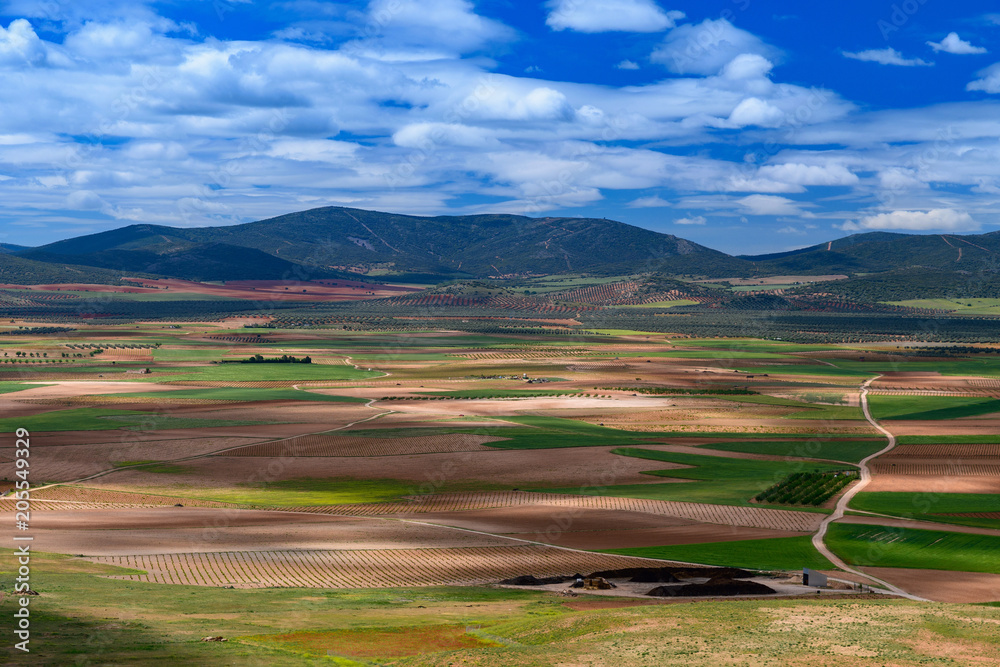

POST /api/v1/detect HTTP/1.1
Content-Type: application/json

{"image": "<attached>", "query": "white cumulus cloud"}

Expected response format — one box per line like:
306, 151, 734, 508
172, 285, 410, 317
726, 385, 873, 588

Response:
674, 215, 706, 225
927, 32, 987, 55
840, 209, 979, 232
968, 63, 1000, 93
843, 47, 932, 67
756, 163, 859, 186
738, 194, 802, 216
651, 18, 779, 75
627, 195, 670, 208
546, 0, 684, 34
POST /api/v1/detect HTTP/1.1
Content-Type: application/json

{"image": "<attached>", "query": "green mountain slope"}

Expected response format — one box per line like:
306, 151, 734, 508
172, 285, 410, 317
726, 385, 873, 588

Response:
24, 207, 753, 280
0, 251, 134, 285
745, 231, 1000, 275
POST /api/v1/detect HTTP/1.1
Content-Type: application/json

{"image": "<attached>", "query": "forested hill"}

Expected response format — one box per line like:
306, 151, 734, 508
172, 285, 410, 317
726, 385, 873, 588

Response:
742, 230, 1000, 274
21, 207, 752, 280
11, 207, 1000, 286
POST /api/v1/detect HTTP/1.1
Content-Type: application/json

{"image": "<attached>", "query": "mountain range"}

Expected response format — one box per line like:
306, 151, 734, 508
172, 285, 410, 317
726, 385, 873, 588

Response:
4, 207, 999, 295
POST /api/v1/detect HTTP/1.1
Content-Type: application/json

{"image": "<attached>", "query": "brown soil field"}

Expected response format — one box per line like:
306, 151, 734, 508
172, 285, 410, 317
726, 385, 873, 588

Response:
87, 445, 683, 489
222, 432, 506, 457
884, 444, 1000, 458
0, 278, 421, 302
883, 420, 1000, 436
860, 567, 1000, 603
18, 509, 514, 556
0, 436, 260, 482
90, 545, 666, 588
865, 475, 1000, 493
870, 462, 1000, 476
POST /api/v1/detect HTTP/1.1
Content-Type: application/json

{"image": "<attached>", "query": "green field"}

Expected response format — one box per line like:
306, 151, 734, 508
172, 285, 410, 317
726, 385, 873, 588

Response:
867, 395, 1000, 421
606, 536, 833, 571
164, 363, 381, 382
826, 524, 1000, 573
152, 348, 227, 361
481, 416, 661, 450
0, 381, 37, 395
540, 447, 852, 507
849, 492, 1000, 529
170, 477, 425, 506
0, 407, 279, 432
703, 438, 884, 463
888, 298, 1000, 315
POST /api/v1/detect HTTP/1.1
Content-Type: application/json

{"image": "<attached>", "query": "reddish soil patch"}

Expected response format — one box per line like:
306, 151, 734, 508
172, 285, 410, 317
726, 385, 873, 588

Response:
1, 278, 421, 302
860, 567, 1000, 603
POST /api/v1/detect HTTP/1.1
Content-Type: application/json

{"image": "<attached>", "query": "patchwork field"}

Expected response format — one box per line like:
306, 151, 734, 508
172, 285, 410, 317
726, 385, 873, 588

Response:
2, 323, 1000, 663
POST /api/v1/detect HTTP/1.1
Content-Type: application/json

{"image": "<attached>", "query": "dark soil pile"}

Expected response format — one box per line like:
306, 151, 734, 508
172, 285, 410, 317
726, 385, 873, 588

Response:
647, 576, 776, 598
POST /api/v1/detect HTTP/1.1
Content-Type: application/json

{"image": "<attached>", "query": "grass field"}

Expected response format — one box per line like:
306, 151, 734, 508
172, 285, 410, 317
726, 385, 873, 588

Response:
826, 524, 1000, 574
481, 416, 661, 450
606, 535, 833, 571
152, 348, 227, 361
0, 407, 279, 432
888, 298, 1000, 315
0, 381, 37, 394
703, 438, 885, 463
867, 395, 1000, 421
849, 492, 1000, 529
164, 477, 423, 506
4, 548, 999, 665
164, 363, 382, 382
543, 447, 852, 507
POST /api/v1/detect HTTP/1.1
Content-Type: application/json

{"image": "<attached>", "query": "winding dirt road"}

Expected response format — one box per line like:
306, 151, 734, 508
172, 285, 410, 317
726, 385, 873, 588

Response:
811, 376, 927, 601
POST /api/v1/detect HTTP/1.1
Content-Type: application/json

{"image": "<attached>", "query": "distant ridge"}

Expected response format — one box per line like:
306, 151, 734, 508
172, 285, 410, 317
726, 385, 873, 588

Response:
9, 206, 1000, 286
19, 207, 751, 281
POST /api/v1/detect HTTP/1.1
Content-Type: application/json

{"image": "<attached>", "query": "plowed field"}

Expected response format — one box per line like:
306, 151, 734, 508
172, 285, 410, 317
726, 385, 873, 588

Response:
91, 546, 664, 588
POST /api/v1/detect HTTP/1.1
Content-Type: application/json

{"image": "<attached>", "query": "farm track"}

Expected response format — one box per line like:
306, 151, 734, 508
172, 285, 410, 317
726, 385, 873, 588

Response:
90, 546, 667, 589
812, 377, 926, 601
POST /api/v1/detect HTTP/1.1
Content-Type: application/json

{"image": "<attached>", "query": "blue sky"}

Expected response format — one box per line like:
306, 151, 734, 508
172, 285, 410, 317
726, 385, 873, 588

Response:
1, 0, 999, 254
